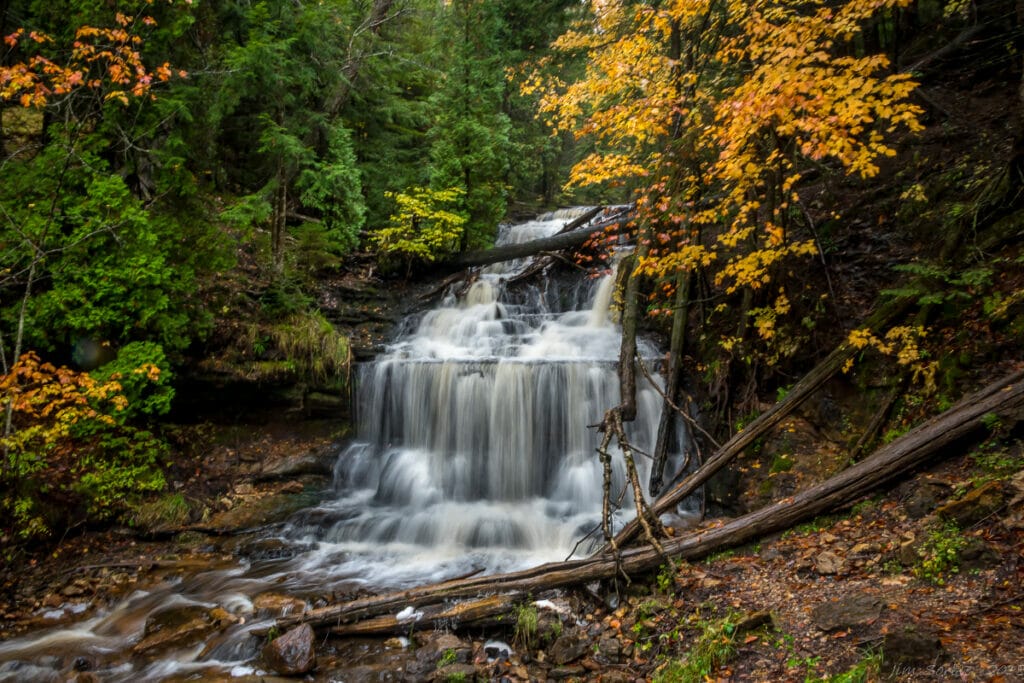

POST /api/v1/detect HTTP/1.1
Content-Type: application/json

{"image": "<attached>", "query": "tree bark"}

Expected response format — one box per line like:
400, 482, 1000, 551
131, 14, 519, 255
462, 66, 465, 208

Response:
445, 207, 634, 269
273, 368, 1024, 635
649, 269, 693, 495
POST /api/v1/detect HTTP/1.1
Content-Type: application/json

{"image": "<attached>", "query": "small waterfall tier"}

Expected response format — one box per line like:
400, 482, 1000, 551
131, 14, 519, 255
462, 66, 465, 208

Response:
283, 208, 688, 587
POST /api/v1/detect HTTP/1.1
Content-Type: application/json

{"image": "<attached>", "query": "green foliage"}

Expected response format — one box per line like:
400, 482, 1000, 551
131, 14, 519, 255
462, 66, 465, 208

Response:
428, 0, 512, 248
295, 123, 367, 255
913, 520, 966, 585
0, 134, 210, 357
654, 612, 741, 683
513, 602, 539, 651
1, 353, 167, 541
883, 262, 994, 308
803, 650, 882, 683
132, 493, 191, 530
373, 187, 469, 267
969, 439, 1019, 484
656, 562, 677, 593
436, 648, 458, 668
90, 343, 175, 420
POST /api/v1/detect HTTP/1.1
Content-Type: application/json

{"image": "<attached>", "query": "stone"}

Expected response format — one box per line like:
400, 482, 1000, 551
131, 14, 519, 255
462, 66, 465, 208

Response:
881, 624, 943, 673
597, 635, 622, 662
62, 579, 91, 597
904, 478, 953, 519
252, 592, 307, 617
959, 537, 1001, 570
549, 665, 585, 679
601, 673, 631, 683
280, 480, 304, 494
133, 605, 217, 654
936, 481, 1005, 526
262, 623, 317, 676
814, 550, 844, 575
547, 630, 589, 666
259, 450, 334, 481
811, 593, 883, 631
433, 663, 477, 681
41, 593, 62, 608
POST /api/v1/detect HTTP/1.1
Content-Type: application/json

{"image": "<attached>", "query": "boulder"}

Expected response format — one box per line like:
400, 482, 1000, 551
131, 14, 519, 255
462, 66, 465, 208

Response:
936, 480, 1005, 526
811, 593, 883, 631
547, 630, 589, 666
262, 623, 317, 676
814, 550, 844, 575
881, 624, 943, 673
133, 604, 217, 654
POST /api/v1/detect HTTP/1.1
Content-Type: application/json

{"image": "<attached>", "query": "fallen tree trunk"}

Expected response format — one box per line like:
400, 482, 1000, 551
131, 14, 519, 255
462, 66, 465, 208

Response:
274, 368, 1024, 635
608, 294, 916, 550
447, 207, 634, 269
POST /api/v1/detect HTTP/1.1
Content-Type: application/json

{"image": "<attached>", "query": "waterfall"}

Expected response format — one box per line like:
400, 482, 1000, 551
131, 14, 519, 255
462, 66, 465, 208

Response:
0, 209, 693, 682
283, 209, 689, 585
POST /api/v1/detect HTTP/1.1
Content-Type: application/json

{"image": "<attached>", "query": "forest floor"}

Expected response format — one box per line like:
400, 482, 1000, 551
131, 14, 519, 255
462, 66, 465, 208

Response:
0, 416, 1020, 682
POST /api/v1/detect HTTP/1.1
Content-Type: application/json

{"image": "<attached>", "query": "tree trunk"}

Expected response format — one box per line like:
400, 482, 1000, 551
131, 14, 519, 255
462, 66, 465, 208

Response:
649, 268, 692, 495
608, 294, 916, 550
445, 207, 633, 269
273, 368, 1024, 635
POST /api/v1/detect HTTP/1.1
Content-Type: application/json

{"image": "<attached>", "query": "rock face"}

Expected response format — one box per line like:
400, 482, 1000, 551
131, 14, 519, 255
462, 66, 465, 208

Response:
262, 623, 317, 676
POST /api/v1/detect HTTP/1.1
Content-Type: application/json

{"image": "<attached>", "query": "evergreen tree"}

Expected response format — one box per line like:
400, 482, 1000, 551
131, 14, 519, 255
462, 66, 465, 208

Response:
428, 0, 511, 250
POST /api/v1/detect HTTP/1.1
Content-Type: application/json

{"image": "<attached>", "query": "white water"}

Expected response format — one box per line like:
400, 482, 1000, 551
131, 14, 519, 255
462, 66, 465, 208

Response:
0, 209, 689, 681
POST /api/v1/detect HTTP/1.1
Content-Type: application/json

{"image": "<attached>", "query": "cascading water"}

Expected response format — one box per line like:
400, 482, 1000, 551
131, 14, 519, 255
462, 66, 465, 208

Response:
0, 209, 690, 681
278, 208, 688, 585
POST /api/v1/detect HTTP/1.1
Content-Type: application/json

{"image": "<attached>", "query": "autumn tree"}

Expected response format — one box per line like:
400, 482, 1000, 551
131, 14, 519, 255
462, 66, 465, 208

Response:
527, 0, 923, 496
0, 4, 191, 542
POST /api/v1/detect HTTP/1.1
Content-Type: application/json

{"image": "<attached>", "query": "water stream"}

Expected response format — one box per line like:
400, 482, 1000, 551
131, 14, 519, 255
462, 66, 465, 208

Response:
0, 209, 689, 681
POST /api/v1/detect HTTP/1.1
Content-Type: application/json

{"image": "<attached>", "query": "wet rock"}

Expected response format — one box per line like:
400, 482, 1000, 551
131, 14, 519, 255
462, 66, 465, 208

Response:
61, 578, 92, 597
262, 623, 317, 676
814, 550, 844, 575
259, 449, 334, 481
936, 480, 1005, 526
205, 490, 319, 533
880, 624, 943, 673
252, 592, 308, 617
811, 593, 883, 631
432, 663, 477, 681
549, 664, 585, 679
280, 480, 304, 494
41, 593, 62, 608
547, 630, 589, 665
418, 632, 472, 666
597, 635, 622, 662
600, 672, 631, 683
133, 604, 218, 654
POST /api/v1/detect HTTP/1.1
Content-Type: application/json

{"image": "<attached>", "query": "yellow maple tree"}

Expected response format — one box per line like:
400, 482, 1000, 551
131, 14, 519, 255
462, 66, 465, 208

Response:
528, 0, 923, 353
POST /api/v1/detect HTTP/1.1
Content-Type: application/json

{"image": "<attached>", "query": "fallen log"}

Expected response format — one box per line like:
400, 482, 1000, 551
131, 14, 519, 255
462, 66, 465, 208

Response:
446, 206, 634, 270
274, 368, 1024, 634
608, 294, 916, 550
